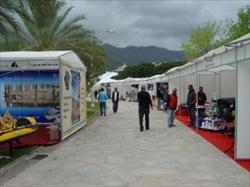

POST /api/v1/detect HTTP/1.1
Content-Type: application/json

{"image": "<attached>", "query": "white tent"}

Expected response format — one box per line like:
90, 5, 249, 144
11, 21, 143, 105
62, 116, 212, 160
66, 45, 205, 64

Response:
165, 33, 250, 159
93, 72, 118, 87
0, 51, 87, 141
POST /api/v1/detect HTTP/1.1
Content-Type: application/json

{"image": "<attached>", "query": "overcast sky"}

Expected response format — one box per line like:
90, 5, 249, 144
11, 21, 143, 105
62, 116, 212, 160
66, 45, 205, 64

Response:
66, 0, 249, 50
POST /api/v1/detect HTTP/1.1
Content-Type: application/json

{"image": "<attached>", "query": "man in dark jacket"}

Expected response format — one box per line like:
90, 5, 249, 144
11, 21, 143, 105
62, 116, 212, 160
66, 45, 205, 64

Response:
137, 86, 153, 131
156, 86, 163, 110
198, 86, 207, 117
186, 85, 196, 127
111, 88, 119, 113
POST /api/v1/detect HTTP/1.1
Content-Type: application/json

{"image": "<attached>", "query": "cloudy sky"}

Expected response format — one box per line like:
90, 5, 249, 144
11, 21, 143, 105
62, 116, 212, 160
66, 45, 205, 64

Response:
66, 0, 249, 50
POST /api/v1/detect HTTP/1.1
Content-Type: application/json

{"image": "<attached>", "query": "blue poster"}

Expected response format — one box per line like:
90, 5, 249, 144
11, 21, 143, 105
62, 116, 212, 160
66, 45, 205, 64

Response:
71, 70, 80, 124
0, 70, 60, 123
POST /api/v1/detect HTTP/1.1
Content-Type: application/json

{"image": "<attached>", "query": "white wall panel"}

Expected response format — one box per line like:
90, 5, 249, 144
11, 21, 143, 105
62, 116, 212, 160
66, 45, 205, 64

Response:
236, 60, 250, 159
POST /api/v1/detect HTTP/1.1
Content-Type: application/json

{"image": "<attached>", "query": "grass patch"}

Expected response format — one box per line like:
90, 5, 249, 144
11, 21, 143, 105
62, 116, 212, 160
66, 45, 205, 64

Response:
0, 146, 35, 168
87, 101, 99, 118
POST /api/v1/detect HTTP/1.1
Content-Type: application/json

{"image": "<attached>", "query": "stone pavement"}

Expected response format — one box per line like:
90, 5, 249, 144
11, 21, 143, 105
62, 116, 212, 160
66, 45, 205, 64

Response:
2, 101, 250, 187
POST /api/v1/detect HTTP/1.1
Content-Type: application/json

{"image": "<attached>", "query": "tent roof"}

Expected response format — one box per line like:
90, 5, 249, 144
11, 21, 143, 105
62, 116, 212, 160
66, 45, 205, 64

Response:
229, 33, 250, 44
197, 65, 235, 75
0, 51, 86, 71
95, 72, 118, 85
0, 51, 72, 60
193, 33, 250, 63
167, 66, 181, 73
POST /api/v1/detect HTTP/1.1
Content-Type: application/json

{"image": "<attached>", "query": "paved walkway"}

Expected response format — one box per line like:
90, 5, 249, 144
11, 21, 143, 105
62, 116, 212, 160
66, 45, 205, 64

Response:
2, 101, 250, 187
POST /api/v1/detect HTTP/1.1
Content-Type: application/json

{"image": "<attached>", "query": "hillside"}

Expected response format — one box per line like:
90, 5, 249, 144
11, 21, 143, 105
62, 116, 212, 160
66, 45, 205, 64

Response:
103, 44, 185, 70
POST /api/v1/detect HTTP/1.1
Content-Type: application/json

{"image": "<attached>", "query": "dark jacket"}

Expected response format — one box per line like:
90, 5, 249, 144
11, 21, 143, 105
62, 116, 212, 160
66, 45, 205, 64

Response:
137, 91, 153, 109
187, 90, 196, 108
112, 91, 119, 102
198, 91, 207, 105
156, 88, 163, 98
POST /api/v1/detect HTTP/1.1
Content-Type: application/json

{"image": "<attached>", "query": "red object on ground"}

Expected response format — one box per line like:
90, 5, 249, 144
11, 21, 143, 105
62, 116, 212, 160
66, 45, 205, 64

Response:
0, 125, 59, 149
175, 109, 189, 116
176, 114, 250, 172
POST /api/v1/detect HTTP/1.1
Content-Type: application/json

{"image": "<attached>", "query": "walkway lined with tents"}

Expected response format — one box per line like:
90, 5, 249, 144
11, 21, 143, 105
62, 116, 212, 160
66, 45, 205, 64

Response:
93, 33, 250, 161
2, 101, 249, 187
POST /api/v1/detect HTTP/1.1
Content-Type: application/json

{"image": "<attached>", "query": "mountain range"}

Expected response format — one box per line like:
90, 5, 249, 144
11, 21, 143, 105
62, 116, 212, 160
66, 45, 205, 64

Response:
103, 44, 185, 70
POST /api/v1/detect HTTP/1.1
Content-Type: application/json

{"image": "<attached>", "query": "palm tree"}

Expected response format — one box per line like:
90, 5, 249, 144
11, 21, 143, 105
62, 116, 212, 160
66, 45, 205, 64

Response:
2, 0, 107, 83
11, 0, 89, 50
0, 0, 18, 36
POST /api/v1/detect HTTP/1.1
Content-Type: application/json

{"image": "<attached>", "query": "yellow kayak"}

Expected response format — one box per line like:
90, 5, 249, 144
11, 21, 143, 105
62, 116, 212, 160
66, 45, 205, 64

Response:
0, 117, 37, 143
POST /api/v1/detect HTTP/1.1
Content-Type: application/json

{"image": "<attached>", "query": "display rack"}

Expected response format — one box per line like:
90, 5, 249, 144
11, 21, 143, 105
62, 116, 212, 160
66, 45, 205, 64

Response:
200, 118, 224, 131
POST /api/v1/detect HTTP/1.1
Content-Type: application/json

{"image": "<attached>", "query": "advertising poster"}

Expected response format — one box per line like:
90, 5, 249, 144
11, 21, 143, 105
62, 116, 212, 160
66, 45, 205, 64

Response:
0, 70, 60, 123
71, 70, 81, 124
60, 63, 87, 140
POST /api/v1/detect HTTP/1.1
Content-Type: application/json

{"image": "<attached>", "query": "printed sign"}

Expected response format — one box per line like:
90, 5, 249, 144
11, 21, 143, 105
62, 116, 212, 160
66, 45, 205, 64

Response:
0, 70, 60, 123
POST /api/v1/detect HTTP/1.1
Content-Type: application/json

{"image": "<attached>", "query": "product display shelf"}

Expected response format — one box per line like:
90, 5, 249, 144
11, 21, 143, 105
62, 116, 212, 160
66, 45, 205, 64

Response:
200, 118, 225, 131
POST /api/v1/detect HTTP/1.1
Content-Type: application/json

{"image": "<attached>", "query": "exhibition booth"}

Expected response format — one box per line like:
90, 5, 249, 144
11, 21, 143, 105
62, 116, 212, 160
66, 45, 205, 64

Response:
0, 51, 87, 149
165, 34, 249, 160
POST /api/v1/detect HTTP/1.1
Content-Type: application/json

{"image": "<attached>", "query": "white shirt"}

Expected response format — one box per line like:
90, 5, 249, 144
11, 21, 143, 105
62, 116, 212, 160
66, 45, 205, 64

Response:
114, 92, 118, 101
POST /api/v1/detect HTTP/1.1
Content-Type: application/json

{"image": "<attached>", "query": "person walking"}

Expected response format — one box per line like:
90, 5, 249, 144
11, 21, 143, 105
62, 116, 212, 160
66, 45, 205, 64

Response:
94, 89, 98, 101
166, 88, 178, 128
98, 88, 108, 116
198, 86, 207, 118
156, 86, 163, 110
186, 85, 196, 127
137, 86, 153, 132
112, 88, 119, 113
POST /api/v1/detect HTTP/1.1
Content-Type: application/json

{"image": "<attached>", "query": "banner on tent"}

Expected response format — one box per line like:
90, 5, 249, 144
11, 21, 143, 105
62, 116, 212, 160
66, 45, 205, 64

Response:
0, 70, 60, 123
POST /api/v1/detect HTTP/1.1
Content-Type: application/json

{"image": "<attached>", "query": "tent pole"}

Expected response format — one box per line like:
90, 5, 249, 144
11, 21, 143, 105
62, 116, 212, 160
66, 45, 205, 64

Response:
213, 72, 216, 100
183, 76, 186, 106
196, 64, 199, 132
219, 71, 221, 98
179, 71, 181, 116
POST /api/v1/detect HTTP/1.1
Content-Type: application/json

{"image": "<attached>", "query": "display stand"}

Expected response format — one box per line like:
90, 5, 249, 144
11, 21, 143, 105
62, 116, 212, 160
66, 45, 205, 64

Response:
200, 118, 224, 131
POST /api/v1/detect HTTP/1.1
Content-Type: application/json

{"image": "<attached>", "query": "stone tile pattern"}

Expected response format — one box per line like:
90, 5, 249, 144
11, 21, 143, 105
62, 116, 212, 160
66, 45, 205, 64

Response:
1, 101, 249, 187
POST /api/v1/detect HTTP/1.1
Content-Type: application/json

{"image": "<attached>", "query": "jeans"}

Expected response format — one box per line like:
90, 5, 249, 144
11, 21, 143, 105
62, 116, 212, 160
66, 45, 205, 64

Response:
113, 101, 118, 113
167, 109, 175, 127
139, 106, 150, 131
100, 102, 106, 116
157, 98, 161, 110
188, 106, 196, 126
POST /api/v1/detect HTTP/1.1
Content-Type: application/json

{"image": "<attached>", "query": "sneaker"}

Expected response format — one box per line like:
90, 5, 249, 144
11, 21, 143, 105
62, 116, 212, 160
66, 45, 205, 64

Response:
171, 124, 176, 127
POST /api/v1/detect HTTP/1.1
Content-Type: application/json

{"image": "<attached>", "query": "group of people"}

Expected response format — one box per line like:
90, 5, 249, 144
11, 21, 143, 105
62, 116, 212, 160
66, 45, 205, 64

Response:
97, 87, 119, 116
138, 84, 207, 130
95, 84, 207, 132
187, 85, 207, 126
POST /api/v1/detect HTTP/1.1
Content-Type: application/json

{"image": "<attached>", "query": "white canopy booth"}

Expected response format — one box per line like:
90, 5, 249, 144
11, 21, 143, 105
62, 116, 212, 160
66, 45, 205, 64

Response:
0, 51, 87, 141
165, 33, 250, 159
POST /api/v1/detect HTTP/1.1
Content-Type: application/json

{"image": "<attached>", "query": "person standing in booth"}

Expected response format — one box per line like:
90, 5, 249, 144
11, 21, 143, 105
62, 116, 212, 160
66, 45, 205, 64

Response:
156, 85, 163, 110
198, 86, 207, 118
137, 86, 153, 132
186, 85, 196, 127
166, 88, 178, 128
112, 88, 119, 113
